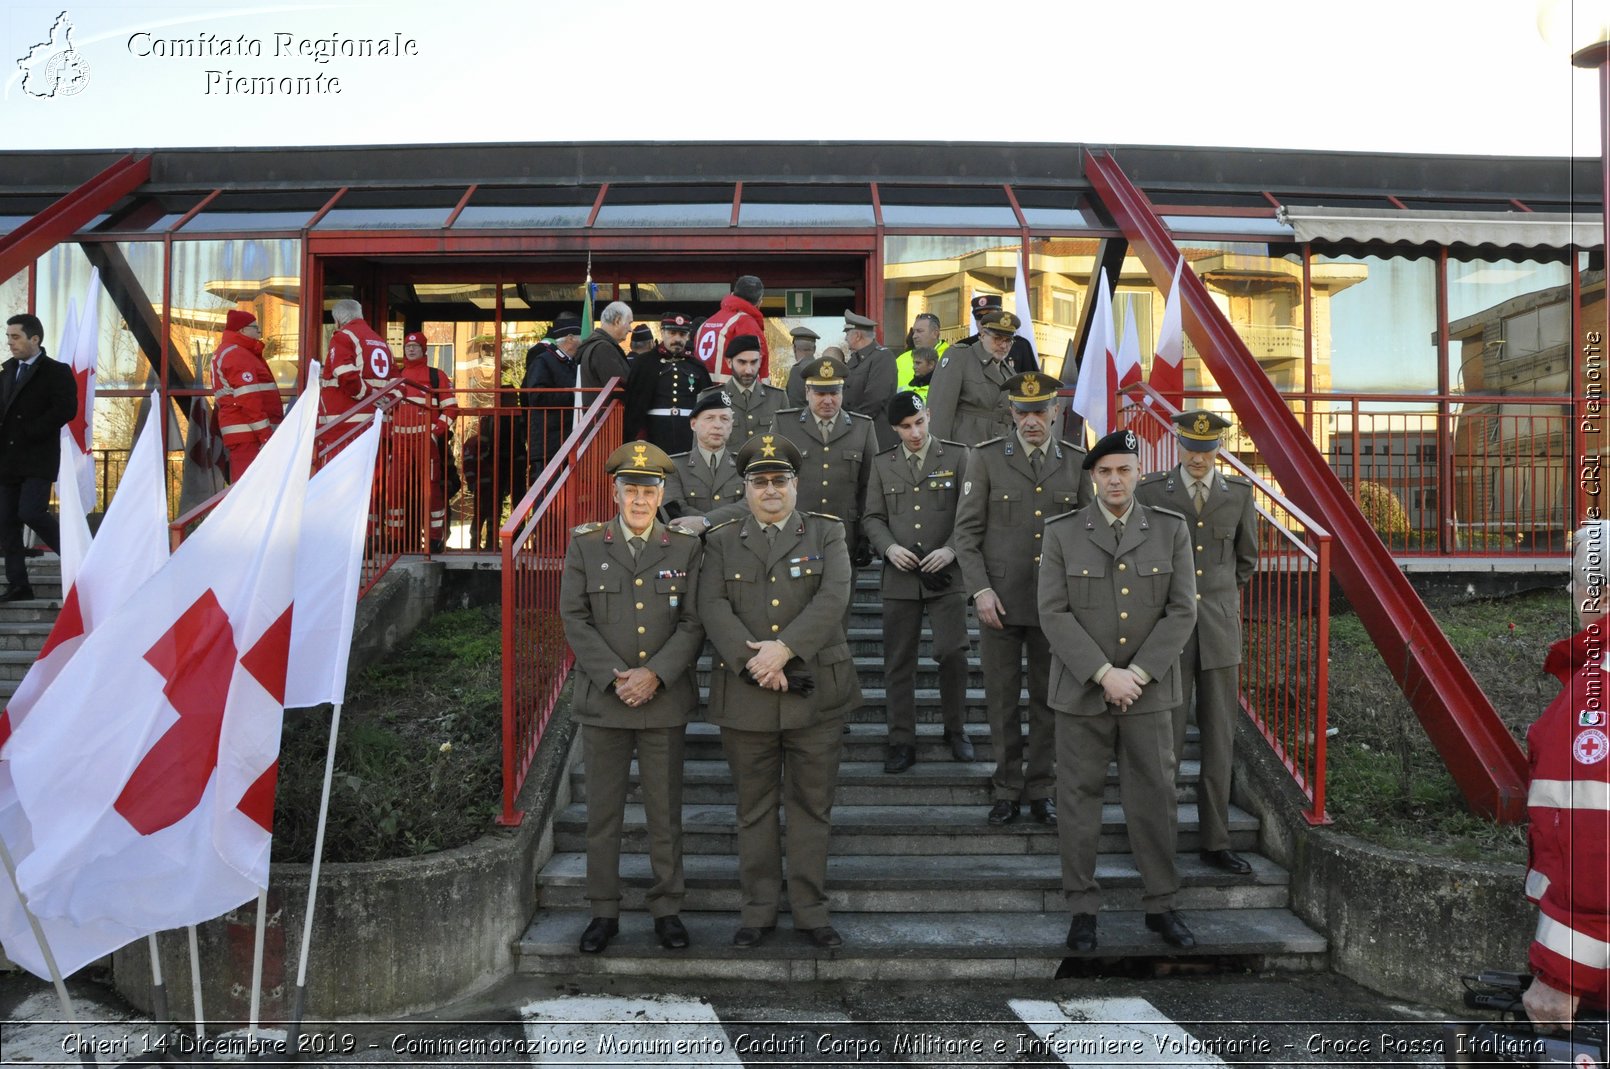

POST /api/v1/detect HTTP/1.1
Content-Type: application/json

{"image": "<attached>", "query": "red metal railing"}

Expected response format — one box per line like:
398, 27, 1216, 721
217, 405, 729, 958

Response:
1120, 386, 1334, 823
498, 381, 622, 826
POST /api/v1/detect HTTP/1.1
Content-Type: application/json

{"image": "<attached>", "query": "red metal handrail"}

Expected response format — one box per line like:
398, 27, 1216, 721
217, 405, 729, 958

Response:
497, 381, 622, 826
1120, 384, 1333, 823
1087, 148, 1527, 821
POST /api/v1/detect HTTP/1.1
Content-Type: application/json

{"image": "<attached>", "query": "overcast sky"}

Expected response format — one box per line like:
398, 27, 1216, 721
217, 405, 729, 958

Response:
0, 0, 1604, 158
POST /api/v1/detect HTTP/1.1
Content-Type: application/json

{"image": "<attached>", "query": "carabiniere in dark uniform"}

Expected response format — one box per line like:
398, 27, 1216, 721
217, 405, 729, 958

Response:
621, 313, 713, 455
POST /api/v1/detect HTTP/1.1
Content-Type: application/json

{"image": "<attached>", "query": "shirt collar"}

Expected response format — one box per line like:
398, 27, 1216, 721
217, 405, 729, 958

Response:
903, 437, 932, 467
1015, 432, 1045, 458
1179, 465, 1213, 491
698, 446, 724, 466
618, 516, 654, 542
1096, 499, 1136, 527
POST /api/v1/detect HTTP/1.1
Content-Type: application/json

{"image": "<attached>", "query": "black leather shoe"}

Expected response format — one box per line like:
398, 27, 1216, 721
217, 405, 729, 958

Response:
1065, 913, 1097, 951
1030, 798, 1057, 826
578, 917, 618, 953
1199, 848, 1252, 875
944, 730, 976, 762
1145, 910, 1196, 949
732, 925, 775, 948
0, 587, 34, 603
987, 800, 1019, 826
800, 925, 843, 948
654, 915, 689, 949
883, 744, 916, 774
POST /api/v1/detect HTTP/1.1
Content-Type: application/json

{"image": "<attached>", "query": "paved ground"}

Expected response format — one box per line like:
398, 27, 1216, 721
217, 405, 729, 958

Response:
0, 966, 1503, 1068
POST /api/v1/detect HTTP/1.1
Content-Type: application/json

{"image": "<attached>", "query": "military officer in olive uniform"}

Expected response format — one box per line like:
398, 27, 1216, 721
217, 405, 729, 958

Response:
1135, 410, 1259, 876
698, 433, 862, 949
861, 391, 975, 772
558, 441, 706, 954
925, 311, 1025, 446
841, 312, 900, 450
783, 326, 820, 407
720, 335, 787, 442
952, 371, 1088, 826
1040, 428, 1199, 953
664, 389, 747, 533
773, 356, 878, 565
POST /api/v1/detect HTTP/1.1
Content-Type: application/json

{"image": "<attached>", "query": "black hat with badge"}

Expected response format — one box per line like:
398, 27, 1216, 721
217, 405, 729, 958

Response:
1172, 409, 1232, 452
971, 293, 1004, 315
689, 387, 734, 419
887, 390, 926, 425
735, 432, 803, 475
1082, 428, 1142, 470
660, 312, 694, 333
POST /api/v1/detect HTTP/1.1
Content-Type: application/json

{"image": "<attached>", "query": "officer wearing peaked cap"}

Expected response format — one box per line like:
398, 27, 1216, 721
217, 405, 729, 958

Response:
664, 388, 747, 532
1135, 409, 1258, 877
783, 326, 821, 407
841, 311, 899, 449
956, 294, 1038, 374
559, 439, 705, 955
925, 310, 1025, 446
1039, 427, 1198, 954
721, 334, 787, 442
772, 356, 878, 566
697, 431, 861, 950
952, 370, 1088, 828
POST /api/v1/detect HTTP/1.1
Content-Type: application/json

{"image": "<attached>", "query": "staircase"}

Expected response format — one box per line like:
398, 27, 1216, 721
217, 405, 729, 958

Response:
516, 572, 1327, 979
0, 556, 63, 705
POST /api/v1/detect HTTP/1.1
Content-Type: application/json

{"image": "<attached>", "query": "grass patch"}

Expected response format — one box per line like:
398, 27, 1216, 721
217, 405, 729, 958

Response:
271, 606, 503, 864
1324, 587, 1574, 863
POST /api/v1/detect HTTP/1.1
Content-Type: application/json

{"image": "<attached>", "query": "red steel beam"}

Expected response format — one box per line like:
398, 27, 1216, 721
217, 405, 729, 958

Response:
1084, 148, 1527, 822
0, 154, 152, 283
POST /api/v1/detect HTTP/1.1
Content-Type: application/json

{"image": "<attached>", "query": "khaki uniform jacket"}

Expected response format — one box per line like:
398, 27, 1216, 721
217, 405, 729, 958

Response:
559, 520, 706, 728
663, 449, 746, 526
1134, 467, 1259, 670
773, 408, 877, 529
577, 331, 630, 394
843, 343, 899, 449
861, 440, 968, 601
697, 511, 862, 729
722, 381, 787, 444
923, 342, 1015, 446
1038, 503, 1198, 717
952, 436, 1090, 628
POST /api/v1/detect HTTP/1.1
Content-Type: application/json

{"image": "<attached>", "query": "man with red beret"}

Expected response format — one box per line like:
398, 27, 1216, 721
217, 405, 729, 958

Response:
210, 308, 283, 479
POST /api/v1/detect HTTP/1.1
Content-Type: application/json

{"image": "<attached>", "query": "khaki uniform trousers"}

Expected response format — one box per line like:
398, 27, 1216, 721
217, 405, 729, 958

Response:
1175, 629, 1238, 853
720, 716, 843, 930
979, 623, 1056, 802
1056, 707, 1180, 915
583, 724, 686, 919
883, 593, 969, 746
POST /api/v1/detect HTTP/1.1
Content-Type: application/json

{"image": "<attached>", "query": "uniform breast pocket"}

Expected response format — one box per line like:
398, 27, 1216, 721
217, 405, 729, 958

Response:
724, 568, 757, 605
1053, 491, 1081, 516
989, 488, 1021, 525
588, 572, 623, 623
1071, 558, 1107, 609
655, 575, 686, 602
1138, 557, 1174, 604
842, 450, 863, 466
1214, 525, 1238, 564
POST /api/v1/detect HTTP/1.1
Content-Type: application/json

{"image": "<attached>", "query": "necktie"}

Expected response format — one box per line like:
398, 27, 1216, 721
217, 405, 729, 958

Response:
628, 536, 645, 558
1029, 449, 1043, 477
907, 452, 921, 482
819, 420, 833, 444
764, 524, 777, 545
1193, 482, 1207, 513
709, 452, 720, 476
1112, 518, 1125, 544
14, 362, 30, 394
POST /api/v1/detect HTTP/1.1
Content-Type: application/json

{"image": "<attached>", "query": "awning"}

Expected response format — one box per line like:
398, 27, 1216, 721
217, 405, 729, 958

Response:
1276, 205, 1603, 250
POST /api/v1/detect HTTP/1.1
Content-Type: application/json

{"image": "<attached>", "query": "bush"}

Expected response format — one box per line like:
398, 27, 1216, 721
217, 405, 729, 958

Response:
1355, 480, 1411, 538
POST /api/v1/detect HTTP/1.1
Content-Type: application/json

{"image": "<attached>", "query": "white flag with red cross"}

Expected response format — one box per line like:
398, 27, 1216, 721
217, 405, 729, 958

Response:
1148, 256, 1186, 411
5, 381, 318, 937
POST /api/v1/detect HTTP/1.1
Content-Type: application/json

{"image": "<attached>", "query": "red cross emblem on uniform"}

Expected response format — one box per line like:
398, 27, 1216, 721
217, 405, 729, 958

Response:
1575, 728, 1609, 765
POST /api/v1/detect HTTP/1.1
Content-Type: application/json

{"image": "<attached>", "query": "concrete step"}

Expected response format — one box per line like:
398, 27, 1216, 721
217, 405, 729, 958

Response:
0, 621, 52, 652
536, 851, 1291, 913
573, 758, 1203, 806
514, 907, 1329, 980
552, 802, 1259, 856
0, 649, 45, 681
0, 601, 62, 623
693, 686, 1021, 720
697, 657, 994, 690
677, 721, 1204, 764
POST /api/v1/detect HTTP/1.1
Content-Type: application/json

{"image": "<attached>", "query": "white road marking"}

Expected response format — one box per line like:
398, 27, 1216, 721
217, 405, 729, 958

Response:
520, 993, 743, 1066
1009, 996, 1228, 1066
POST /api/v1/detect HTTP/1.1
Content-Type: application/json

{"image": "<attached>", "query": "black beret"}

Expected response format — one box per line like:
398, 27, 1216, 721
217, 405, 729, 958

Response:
887, 390, 926, 425
1082, 428, 1142, 470
690, 388, 734, 418
726, 334, 761, 357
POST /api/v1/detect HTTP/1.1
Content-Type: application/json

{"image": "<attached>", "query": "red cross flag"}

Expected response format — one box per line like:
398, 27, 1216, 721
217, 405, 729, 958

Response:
0, 405, 169, 977
1147, 256, 1186, 412
5, 381, 318, 941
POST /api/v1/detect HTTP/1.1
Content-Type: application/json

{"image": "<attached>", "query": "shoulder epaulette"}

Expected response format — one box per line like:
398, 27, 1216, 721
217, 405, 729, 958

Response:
667, 525, 700, 536
1147, 505, 1190, 523
668, 450, 692, 460
776, 407, 802, 415
1138, 470, 1171, 484
705, 518, 741, 536
572, 521, 606, 536
847, 411, 873, 422
1225, 474, 1255, 487
806, 510, 843, 522
875, 443, 903, 458
1043, 509, 1080, 525
761, 383, 786, 395
940, 439, 968, 450
1058, 439, 1086, 453
975, 436, 1004, 447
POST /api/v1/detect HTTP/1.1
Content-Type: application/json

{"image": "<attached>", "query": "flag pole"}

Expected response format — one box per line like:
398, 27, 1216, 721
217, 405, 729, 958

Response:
145, 933, 171, 1039
186, 924, 207, 1051
246, 885, 270, 1052
0, 835, 96, 1068
283, 700, 344, 1061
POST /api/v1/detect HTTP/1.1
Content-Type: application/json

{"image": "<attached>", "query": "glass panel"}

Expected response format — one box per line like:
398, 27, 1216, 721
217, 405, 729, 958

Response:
593, 185, 732, 228
1311, 253, 1437, 393
95, 192, 207, 233
1013, 188, 1097, 230
1163, 215, 1294, 238
1183, 241, 1309, 394
314, 188, 461, 230
738, 185, 874, 227
37, 242, 164, 390
170, 238, 303, 388
180, 190, 334, 232
884, 234, 1021, 350
879, 186, 1018, 228
1446, 255, 1571, 397
452, 186, 596, 229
